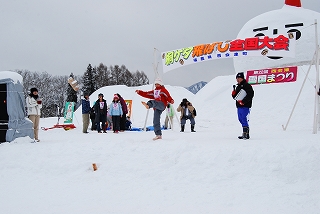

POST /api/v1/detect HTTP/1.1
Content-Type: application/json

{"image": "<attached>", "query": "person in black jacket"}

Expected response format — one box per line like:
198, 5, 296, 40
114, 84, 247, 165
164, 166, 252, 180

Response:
89, 106, 96, 131
231, 72, 254, 139
94, 93, 107, 133
117, 93, 128, 132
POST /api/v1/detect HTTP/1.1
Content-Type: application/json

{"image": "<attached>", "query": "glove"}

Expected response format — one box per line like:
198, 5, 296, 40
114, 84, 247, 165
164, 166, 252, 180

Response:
237, 100, 244, 106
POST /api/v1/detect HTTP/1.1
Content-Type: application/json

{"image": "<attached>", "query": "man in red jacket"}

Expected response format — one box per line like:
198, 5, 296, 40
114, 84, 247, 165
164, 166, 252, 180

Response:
135, 78, 174, 140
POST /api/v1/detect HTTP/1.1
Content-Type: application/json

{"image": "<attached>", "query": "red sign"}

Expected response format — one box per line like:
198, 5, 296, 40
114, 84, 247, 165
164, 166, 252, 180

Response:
246, 66, 298, 85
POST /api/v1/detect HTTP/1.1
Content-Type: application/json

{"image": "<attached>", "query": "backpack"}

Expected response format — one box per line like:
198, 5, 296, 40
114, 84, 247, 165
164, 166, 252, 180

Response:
193, 108, 197, 116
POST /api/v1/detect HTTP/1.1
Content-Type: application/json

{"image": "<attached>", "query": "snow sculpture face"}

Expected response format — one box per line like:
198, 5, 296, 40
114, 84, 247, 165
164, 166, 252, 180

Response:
233, 5, 320, 72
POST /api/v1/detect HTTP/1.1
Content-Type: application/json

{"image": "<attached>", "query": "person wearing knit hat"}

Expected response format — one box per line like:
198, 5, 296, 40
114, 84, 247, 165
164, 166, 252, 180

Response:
154, 78, 163, 86
135, 77, 174, 140
26, 87, 42, 142
109, 94, 123, 133
235, 72, 245, 79
231, 72, 254, 140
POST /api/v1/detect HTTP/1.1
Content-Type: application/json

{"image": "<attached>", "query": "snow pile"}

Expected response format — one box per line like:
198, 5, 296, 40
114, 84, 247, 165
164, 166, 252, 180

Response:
0, 71, 23, 83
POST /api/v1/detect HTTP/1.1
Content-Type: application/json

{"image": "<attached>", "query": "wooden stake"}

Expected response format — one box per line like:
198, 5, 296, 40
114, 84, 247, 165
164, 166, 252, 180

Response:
92, 163, 98, 171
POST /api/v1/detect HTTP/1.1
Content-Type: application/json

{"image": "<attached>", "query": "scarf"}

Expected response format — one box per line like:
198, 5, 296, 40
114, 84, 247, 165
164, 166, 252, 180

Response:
29, 93, 38, 100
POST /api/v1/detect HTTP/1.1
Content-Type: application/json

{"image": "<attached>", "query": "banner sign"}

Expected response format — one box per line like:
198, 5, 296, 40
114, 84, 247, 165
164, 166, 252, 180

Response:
246, 66, 298, 85
64, 102, 75, 124
161, 34, 296, 73
125, 100, 132, 118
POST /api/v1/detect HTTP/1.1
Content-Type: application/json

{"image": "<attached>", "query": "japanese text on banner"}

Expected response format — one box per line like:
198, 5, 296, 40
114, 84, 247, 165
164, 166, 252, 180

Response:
161, 34, 296, 73
246, 66, 298, 85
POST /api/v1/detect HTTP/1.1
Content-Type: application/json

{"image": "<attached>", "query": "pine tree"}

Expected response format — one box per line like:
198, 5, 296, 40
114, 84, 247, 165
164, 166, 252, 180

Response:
66, 73, 78, 102
122, 67, 133, 86
82, 64, 96, 95
110, 65, 122, 85
96, 63, 110, 88
132, 71, 149, 86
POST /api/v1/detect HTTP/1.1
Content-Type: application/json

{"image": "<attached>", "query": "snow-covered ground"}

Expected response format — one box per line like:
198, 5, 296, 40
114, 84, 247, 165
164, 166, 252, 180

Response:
1, 66, 320, 214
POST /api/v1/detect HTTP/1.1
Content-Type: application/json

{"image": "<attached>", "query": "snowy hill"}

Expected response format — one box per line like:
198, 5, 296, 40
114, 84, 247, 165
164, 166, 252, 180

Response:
0, 66, 320, 214
185, 81, 207, 94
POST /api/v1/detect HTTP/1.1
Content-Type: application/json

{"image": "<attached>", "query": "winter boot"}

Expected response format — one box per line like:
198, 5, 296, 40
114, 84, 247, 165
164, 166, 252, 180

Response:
246, 127, 250, 139
180, 125, 185, 132
191, 125, 196, 132
238, 127, 249, 140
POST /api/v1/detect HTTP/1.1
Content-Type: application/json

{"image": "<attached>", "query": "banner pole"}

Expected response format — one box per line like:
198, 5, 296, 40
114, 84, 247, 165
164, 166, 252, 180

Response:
143, 48, 159, 131
282, 52, 316, 131
313, 19, 320, 133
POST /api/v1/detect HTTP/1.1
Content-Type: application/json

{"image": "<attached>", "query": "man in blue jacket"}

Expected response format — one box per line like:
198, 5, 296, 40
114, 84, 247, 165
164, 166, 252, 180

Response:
82, 93, 91, 133
232, 72, 254, 139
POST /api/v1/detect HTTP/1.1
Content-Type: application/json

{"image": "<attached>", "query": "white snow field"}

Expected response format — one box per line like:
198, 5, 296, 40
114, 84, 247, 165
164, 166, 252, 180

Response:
1, 65, 319, 214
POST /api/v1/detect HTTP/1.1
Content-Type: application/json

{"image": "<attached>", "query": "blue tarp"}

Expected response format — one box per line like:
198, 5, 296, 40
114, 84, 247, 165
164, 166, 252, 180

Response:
0, 72, 34, 142
129, 126, 166, 131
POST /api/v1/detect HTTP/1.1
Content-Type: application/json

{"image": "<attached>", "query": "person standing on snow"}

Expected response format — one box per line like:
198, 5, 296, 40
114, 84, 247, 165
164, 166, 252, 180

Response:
109, 94, 123, 133
177, 98, 196, 132
26, 87, 42, 142
81, 93, 91, 133
94, 93, 107, 133
135, 78, 174, 140
105, 105, 113, 131
89, 106, 96, 131
116, 93, 128, 132
164, 103, 175, 129
231, 72, 254, 140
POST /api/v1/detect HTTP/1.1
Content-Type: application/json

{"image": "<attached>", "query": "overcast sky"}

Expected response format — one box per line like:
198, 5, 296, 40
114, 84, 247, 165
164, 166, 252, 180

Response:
1, 0, 319, 86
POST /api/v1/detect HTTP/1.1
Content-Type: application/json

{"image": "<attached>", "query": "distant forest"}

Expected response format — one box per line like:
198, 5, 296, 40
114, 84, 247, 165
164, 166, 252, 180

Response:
17, 63, 149, 118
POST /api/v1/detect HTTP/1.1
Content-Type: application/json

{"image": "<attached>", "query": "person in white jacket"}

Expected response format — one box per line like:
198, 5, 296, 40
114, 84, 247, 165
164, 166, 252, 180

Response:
26, 88, 42, 142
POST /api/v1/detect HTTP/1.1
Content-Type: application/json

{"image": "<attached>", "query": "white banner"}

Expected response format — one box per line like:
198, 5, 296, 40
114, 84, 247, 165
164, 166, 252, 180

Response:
161, 33, 296, 73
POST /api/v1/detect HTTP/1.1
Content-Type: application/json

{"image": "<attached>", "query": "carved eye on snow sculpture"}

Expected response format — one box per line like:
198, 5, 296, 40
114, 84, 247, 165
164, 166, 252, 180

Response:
252, 22, 303, 60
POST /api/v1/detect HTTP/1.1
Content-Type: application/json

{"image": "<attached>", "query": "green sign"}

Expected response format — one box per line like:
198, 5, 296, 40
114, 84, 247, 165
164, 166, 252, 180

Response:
64, 102, 75, 124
